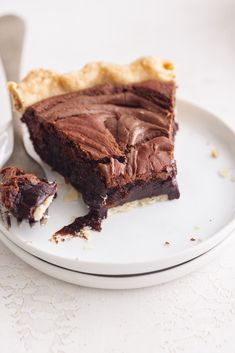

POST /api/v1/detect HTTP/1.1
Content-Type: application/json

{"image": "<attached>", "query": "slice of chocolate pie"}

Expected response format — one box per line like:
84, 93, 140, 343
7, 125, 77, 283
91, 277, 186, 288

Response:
8, 57, 180, 236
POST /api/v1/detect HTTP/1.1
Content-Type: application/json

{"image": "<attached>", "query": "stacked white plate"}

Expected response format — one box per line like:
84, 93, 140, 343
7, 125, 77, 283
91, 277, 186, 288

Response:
1, 100, 235, 289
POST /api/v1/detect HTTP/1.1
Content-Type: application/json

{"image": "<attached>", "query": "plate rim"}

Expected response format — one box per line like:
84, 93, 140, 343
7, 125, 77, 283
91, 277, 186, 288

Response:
0, 229, 233, 289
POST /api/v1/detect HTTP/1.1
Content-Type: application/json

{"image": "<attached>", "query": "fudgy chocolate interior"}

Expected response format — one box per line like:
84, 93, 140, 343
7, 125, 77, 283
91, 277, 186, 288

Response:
0, 166, 57, 222
22, 80, 180, 236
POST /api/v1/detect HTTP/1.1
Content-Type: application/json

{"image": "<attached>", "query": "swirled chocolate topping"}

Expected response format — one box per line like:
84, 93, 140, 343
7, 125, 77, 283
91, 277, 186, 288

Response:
23, 80, 176, 187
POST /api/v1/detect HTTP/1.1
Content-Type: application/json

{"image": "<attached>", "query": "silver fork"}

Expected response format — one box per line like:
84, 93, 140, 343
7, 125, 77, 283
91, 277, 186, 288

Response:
0, 15, 46, 178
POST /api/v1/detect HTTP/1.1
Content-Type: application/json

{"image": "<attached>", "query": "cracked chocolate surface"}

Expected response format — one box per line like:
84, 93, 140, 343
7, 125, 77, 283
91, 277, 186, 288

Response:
23, 80, 176, 187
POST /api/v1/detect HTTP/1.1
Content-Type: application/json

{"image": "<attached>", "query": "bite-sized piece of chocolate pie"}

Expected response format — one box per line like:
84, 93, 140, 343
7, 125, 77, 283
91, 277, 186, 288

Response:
0, 166, 57, 223
8, 57, 180, 237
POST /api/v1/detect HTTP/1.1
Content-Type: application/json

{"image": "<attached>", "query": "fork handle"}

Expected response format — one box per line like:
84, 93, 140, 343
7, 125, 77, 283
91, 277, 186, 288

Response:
0, 15, 25, 82
0, 15, 25, 150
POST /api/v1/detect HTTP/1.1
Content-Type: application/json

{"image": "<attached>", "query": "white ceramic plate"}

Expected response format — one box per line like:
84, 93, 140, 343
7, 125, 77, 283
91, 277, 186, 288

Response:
1, 99, 235, 275
0, 229, 233, 289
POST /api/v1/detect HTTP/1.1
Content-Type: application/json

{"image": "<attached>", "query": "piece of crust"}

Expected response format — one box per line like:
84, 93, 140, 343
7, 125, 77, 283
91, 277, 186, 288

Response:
8, 56, 175, 113
108, 194, 168, 215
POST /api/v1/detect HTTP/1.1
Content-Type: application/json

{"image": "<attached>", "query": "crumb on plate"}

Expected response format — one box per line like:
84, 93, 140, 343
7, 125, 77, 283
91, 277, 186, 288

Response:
230, 175, 235, 183
190, 236, 197, 241
218, 168, 229, 178
211, 149, 219, 158
79, 226, 91, 240
64, 186, 80, 202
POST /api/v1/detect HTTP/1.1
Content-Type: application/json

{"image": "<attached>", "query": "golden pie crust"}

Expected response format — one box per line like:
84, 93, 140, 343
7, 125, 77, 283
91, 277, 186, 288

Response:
8, 56, 175, 113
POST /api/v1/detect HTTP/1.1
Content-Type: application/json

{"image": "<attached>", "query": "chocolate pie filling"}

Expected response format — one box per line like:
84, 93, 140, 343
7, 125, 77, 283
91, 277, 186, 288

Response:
21, 80, 180, 236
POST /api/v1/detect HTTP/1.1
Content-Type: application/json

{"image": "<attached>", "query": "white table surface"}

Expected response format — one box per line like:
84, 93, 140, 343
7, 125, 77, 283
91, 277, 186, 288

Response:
0, 0, 235, 352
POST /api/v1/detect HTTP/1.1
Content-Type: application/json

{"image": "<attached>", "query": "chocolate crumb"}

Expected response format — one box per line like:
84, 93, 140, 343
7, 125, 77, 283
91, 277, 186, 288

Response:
164, 241, 170, 246
190, 236, 197, 241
